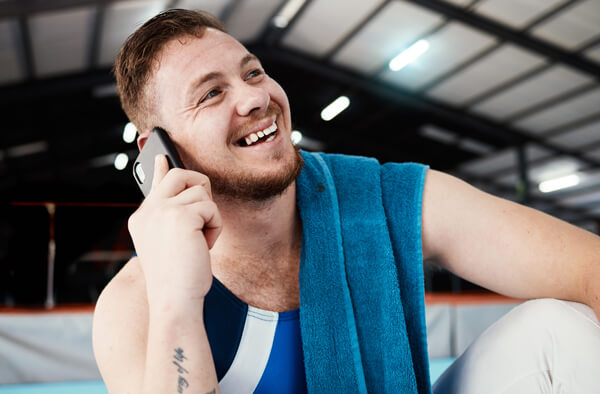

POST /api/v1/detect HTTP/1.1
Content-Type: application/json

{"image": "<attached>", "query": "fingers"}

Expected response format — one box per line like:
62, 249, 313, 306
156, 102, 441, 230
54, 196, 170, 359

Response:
173, 185, 211, 206
151, 155, 169, 191
188, 201, 222, 250
154, 168, 212, 200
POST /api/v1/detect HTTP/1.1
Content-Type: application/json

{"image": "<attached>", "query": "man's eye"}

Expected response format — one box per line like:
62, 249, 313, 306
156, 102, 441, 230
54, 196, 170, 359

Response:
245, 69, 263, 80
202, 88, 221, 102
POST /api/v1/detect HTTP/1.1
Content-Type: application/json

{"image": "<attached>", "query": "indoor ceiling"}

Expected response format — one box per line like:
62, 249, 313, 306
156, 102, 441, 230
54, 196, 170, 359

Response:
1, 0, 599, 233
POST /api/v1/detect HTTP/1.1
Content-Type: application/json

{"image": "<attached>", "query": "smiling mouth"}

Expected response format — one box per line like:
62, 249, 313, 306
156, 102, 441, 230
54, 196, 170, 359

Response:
236, 121, 278, 147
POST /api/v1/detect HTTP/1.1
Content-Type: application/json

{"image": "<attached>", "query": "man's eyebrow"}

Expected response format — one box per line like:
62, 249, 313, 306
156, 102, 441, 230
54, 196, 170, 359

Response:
241, 53, 260, 68
185, 72, 222, 102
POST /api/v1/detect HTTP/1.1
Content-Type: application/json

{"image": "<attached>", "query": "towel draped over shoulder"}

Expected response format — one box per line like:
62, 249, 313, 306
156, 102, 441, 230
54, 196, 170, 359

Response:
296, 151, 431, 393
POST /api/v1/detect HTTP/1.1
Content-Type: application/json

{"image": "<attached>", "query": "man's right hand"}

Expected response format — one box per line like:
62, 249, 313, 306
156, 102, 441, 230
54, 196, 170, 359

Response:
128, 154, 222, 304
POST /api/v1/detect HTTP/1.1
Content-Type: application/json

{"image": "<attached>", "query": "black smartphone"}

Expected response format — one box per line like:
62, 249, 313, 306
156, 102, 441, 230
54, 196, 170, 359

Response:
133, 127, 185, 197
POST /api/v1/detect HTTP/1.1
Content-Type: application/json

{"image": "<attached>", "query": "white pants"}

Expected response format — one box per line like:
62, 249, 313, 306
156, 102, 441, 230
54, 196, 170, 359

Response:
432, 298, 600, 394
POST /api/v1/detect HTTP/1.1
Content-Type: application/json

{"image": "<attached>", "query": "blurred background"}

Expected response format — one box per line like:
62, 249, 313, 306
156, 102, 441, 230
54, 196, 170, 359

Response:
1, 0, 600, 307
1, 0, 599, 388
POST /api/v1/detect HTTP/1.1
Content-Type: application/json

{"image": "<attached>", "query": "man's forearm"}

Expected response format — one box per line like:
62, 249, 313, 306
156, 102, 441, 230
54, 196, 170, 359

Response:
143, 300, 219, 394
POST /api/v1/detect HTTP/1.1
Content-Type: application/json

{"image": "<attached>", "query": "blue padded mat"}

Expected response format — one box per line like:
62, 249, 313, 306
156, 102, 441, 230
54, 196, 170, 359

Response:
0, 358, 455, 393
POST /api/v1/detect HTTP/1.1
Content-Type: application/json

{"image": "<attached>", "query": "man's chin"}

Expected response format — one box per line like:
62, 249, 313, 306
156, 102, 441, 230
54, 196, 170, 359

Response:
206, 148, 304, 203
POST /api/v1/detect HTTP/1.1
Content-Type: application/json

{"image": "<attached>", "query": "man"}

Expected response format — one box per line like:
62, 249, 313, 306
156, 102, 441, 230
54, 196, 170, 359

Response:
93, 9, 600, 394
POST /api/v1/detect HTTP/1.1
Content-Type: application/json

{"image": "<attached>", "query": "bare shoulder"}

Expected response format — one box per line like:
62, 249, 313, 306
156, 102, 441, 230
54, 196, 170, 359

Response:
93, 257, 148, 393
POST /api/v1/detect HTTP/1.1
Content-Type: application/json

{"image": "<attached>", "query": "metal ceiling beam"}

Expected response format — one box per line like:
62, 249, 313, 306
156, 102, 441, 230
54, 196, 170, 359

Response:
87, 4, 105, 68
403, 0, 600, 78
17, 15, 35, 79
0, 0, 114, 18
258, 0, 313, 46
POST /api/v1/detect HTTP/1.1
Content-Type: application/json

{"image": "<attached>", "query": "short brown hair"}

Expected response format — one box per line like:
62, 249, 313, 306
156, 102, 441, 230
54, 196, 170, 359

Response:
114, 9, 227, 132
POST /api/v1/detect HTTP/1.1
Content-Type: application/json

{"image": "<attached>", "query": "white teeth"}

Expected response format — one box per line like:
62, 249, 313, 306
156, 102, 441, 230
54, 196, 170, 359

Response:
242, 121, 278, 146
264, 123, 277, 135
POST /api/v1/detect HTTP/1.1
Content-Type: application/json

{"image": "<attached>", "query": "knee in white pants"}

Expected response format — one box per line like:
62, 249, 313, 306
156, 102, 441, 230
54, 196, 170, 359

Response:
432, 298, 600, 394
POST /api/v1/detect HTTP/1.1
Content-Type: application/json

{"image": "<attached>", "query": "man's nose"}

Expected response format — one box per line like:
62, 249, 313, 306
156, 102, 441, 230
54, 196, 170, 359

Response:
235, 83, 270, 117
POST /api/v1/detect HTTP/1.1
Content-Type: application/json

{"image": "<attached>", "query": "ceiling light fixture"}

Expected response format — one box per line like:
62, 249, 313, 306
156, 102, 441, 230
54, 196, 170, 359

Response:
389, 40, 430, 72
321, 96, 350, 121
291, 130, 303, 145
114, 153, 129, 170
538, 174, 580, 193
273, 0, 306, 28
123, 122, 137, 143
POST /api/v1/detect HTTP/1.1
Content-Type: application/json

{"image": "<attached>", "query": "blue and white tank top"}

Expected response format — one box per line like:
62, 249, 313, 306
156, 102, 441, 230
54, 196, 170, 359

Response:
203, 277, 308, 393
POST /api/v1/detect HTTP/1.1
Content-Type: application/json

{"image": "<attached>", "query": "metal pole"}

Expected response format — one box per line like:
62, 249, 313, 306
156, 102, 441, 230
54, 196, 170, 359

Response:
45, 202, 56, 309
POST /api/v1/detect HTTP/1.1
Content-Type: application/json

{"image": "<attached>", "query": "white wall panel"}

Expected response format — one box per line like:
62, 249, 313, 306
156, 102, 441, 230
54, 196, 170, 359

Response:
29, 7, 95, 77
428, 44, 546, 106
515, 87, 600, 134
380, 21, 497, 91
471, 65, 593, 120
473, 0, 565, 29
549, 119, 600, 149
98, 1, 168, 67
531, 0, 600, 49
282, 0, 385, 57
227, 0, 282, 43
332, 1, 443, 74
0, 19, 24, 84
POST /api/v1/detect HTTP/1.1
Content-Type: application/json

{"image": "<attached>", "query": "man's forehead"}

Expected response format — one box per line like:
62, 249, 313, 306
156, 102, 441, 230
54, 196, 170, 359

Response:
161, 28, 249, 61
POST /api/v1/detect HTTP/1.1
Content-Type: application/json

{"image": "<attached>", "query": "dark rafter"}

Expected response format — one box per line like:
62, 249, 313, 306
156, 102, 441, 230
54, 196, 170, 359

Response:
0, 0, 114, 18
258, 0, 313, 46
87, 3, 105, 68
17, 15, 35, 79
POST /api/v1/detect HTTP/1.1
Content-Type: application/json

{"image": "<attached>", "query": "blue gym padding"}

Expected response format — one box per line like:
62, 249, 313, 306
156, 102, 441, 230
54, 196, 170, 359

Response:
0, 380, 107, 394
0, 358, 455, 393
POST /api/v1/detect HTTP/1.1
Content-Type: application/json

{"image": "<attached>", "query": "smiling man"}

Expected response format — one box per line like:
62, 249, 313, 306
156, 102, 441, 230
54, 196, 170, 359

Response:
92, 9, 600, 394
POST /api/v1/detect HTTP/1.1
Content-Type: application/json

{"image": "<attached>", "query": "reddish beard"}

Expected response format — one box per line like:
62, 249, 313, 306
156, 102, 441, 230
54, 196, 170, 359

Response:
201, 146, 304, 202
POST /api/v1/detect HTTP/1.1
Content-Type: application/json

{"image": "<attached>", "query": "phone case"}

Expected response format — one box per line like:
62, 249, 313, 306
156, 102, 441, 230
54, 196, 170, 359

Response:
133, 127, 184, 197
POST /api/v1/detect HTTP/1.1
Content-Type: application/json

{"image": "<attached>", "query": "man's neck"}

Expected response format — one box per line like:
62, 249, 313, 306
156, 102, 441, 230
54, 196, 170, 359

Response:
209, 182, 301, 282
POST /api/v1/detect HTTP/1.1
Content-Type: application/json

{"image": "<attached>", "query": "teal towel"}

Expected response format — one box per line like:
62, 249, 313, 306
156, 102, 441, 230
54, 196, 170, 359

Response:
296, 151, 431, 393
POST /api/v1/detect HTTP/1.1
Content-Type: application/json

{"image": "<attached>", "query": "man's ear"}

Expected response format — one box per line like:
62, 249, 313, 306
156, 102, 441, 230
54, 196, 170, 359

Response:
137, 130, 151, 150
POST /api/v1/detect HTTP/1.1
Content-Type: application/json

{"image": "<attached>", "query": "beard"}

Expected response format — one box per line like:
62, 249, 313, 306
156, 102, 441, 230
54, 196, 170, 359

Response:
197, 146, 304, 202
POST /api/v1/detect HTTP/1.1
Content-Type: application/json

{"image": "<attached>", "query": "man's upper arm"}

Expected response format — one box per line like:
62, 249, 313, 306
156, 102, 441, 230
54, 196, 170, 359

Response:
93, 258, 148, 394
421, 169, 600, 305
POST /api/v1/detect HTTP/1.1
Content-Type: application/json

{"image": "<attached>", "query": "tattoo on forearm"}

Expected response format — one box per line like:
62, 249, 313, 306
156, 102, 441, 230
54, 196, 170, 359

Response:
173, 347, 189, 393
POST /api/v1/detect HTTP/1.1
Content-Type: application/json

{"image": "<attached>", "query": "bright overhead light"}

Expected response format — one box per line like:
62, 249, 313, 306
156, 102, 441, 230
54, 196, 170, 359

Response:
273, 0, 306, 28
291, 130, 303, 145
389, 40, 430, 72
114, 153, 129, 171
539, 174, 580, 193
123, 122, 137, 143
321, 96, 350, 121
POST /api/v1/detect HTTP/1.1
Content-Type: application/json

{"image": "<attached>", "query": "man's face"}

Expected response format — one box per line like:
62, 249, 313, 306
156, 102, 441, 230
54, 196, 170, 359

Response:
146, 28, 302, 201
